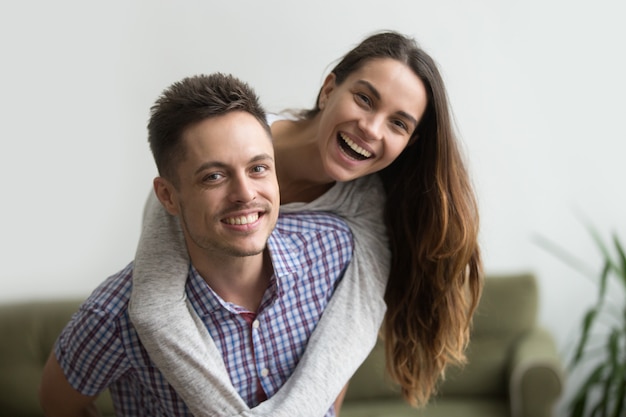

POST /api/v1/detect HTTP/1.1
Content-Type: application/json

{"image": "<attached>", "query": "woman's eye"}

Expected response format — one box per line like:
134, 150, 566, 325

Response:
392, 119, 409, 132
355, 92, 371, 107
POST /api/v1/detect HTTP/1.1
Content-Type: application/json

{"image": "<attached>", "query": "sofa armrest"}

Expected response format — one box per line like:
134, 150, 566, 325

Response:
508, 327, 564, 417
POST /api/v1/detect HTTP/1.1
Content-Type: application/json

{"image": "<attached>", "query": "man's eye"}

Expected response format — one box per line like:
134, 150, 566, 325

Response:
251, 165, 267, 174
203, 173, 223, 182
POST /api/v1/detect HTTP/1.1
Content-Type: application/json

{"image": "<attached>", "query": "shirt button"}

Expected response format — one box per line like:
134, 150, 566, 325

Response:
252, 319, 260, 329
260, 368, 269, 377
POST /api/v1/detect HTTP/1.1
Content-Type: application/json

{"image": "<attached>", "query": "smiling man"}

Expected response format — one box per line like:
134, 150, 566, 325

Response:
39, 73, 353, 417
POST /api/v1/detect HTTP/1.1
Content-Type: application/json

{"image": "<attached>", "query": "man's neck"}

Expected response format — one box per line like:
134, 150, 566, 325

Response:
191, 250, 273, 312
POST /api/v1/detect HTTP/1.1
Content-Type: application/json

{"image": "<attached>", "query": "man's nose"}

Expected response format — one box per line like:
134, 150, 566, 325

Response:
229, 175, 255, 203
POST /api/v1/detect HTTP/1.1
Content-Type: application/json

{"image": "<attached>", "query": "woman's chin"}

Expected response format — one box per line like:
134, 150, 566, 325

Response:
326, 165, 369, 183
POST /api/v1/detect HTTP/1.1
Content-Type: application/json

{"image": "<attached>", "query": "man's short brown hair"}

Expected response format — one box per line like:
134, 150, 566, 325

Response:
148, 73, 269, 184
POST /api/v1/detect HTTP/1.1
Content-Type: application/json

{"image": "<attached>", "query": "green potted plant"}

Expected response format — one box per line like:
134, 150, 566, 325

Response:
536, 227, 626, 417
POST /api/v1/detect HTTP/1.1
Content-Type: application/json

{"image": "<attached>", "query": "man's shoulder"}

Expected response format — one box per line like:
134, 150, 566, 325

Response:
80, 262, 134, 318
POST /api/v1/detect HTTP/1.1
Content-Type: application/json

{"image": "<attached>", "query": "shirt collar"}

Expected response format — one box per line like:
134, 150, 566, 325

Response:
187, 229, 301, 317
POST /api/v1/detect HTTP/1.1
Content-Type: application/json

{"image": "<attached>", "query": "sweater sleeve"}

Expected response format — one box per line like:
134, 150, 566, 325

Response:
129, 175, 389, 417
128, 191, 249, 416
242, 175, 389, 417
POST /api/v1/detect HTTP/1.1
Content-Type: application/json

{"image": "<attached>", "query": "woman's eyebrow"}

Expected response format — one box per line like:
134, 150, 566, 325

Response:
355, 79, 381, 100
397, 110, 418, 129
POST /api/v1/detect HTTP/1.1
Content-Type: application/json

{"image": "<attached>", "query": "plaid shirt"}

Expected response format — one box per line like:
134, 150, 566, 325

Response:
55, 212, 353, 417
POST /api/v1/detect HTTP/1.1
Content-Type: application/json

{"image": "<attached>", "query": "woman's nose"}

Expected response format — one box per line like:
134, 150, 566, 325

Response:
358, 113, 384, 141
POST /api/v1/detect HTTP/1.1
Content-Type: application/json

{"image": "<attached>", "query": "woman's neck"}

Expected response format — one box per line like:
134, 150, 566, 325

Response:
272, 117, 335, 204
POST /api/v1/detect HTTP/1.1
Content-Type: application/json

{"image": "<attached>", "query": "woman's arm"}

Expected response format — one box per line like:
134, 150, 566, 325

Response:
248, 253, 387, 416
130, 175, 388, 417
128, 191, 249, 416
243, 177, 389, 416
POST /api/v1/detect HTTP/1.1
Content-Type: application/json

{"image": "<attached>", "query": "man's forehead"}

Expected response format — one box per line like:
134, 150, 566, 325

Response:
182, 113, 272, 151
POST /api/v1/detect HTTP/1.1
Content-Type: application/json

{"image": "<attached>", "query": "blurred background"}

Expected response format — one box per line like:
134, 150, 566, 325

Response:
1, 0, 625, 413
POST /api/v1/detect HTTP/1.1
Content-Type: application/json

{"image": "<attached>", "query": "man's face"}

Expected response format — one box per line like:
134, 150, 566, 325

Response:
157, 111, 279, 259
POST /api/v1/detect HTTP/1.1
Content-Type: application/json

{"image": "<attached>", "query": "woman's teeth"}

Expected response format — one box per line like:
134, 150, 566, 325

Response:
339, 133, 372, 158
224, 213, 259, 225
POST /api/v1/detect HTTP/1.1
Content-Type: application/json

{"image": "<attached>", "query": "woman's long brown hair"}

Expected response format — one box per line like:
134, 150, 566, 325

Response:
302, 31, 483, 406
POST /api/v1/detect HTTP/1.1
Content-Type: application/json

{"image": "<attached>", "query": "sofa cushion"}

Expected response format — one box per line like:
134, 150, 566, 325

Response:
0, 299, 114, 417
341, 397, 510, 417
471, 273, 537, 338
442, 273, 538, 396
344, 273, 539, 403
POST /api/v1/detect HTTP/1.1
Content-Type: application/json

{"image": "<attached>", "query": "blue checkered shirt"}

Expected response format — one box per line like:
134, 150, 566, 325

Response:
55, 211, 353, 416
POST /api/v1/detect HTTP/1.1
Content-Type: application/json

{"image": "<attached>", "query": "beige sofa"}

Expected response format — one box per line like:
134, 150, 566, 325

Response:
0, 273, 563, 417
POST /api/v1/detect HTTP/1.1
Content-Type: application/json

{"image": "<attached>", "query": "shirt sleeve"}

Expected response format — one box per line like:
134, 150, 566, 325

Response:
55, 306, 128, 396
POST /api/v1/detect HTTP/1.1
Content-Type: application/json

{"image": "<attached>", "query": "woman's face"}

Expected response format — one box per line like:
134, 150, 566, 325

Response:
316, 58, 427, 182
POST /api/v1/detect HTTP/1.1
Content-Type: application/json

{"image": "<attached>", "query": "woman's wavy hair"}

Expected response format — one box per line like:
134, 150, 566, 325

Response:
301, 31, 483, 406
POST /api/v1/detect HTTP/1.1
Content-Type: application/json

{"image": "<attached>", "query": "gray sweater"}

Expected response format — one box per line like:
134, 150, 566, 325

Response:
129, 173, 390, 417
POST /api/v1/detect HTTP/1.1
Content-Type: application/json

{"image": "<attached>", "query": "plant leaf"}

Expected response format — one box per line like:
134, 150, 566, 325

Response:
589, 400, 603, 417
604, 329, 623, 417
571, 308, 599, 366
610, 376, 625, 417
571, 394, 587, 417
597, 259, 611, 306
570, 363, 607, 417
588, 225, 612, 262
597, 331, 621, 417
533, 234, 596, 277
570, 391, 587, 417
537, 221, 626, 417
611, 234, 626, 290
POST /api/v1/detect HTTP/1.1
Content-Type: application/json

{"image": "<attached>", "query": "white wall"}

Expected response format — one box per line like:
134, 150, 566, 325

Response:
2, 0, 625, 411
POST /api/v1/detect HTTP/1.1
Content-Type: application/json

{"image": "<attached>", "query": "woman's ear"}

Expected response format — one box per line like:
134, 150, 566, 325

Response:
153, 177, 180, 216
318, 73, 337, 110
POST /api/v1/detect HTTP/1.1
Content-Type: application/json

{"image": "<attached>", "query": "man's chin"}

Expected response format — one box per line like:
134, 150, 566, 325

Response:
219, 241, 267, 258
230, 248, 265, 257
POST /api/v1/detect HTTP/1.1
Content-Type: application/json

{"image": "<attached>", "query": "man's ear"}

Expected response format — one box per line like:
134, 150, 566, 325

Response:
318, 73, 337, 110
153, 177, 180, 216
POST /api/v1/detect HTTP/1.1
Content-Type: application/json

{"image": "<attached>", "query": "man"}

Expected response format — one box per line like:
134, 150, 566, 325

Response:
38, 73, 352, 416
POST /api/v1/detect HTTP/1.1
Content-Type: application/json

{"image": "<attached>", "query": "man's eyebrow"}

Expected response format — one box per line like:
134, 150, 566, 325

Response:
249, 153, 274, 164
194, 153, 274, 175
355, 79, 419, 129
194, 161, 226, 175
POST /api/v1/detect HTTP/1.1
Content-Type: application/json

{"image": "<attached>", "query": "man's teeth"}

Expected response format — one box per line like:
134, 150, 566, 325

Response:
224, 213, 259, 225
339, 133, 372, 158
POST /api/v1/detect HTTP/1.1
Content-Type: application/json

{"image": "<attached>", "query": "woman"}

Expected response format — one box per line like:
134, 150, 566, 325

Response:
130, 30, 482, 416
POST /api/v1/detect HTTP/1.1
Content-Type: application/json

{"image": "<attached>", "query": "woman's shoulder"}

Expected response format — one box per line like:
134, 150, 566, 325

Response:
266, 112, 298, 126
332, 174, 385, 201
281, 174, 385, 219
